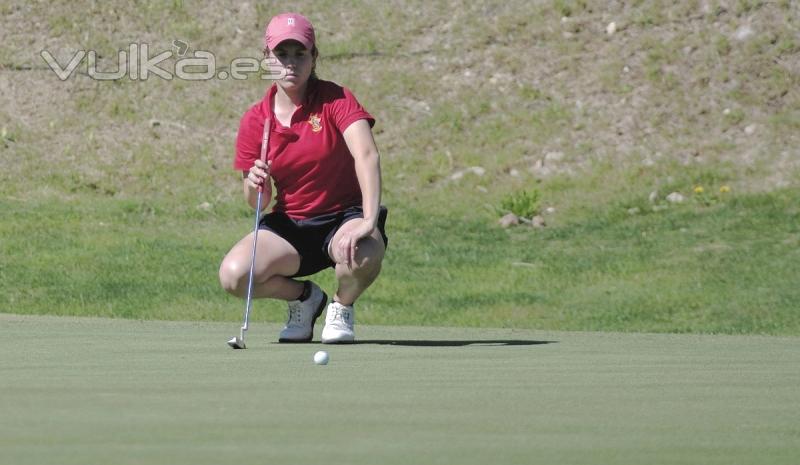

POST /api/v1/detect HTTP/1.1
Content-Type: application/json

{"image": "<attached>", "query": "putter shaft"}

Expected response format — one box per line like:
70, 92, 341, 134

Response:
229, 189, 263, 349
229, 116, 271, 349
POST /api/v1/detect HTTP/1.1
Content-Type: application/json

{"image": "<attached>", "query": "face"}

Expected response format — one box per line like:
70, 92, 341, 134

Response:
268, 40, 315, 91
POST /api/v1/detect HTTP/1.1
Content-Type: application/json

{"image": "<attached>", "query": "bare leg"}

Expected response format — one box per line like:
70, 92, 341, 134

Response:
327, 222, 386, 305
219, 230, 304, 302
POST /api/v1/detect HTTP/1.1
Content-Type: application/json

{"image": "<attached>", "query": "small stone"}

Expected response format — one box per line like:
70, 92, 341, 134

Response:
744, 124, 756, 135
648, 191, 659, 203
476, 186, 488, 193
666, 192, 685, 203
509, 169, 520, 177
499, 213, 520, 228
545, 207, 556, 214
531, 215, 546, 228
723, 108, 731, 115
606, 22, 617, 35
544, 151, 564, 163
623, 65, 630, 73
734, 25, 754, 41
197, 202, 213, 211
628, 207, 640, 215
408, 99, 431, 113
470, 166, 486, 176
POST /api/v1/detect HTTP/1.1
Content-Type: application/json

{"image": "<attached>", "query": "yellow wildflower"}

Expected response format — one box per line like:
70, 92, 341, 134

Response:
694, 186, 704, 194
719, 185, 731, 193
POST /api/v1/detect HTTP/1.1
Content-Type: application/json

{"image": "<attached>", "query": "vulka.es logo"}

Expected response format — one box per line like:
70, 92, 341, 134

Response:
40, 41, 286, 82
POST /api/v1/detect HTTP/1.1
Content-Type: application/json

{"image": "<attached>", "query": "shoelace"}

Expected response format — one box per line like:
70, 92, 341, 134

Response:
286, 304, 304, 327
329, 306, 351, 325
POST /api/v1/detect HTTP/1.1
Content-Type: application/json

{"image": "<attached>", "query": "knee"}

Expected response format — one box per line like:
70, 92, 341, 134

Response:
219, 258, 248, 297
345, 239, 385, 279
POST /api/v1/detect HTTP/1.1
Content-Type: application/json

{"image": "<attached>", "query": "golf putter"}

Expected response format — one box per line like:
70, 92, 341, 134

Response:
228, 117, 271, 349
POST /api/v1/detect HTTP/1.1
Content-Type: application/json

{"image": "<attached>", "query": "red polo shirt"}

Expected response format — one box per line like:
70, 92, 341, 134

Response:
234, 79, 375, 219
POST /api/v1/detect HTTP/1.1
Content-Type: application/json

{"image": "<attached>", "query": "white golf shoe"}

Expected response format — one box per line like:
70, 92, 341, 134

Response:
279, 282, 327, 343
321, 301, 355, 344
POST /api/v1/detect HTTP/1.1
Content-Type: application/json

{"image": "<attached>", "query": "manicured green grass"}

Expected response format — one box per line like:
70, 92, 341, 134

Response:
1, 314, 798, 465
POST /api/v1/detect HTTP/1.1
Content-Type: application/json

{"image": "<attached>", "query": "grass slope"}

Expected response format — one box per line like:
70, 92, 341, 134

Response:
1, 1, 799, 333
1, 314, 799, 465
2, 186, 799, 334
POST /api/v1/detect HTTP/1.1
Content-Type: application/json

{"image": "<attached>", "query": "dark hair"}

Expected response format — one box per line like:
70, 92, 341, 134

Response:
264, 45, 319, 80
310, 46, 319, 80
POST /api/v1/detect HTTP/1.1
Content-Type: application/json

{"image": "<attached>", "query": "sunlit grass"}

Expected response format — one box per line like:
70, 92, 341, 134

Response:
1, 0, 799, 334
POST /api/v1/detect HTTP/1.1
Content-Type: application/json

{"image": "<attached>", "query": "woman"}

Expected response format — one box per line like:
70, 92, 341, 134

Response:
219, 12, 387, 344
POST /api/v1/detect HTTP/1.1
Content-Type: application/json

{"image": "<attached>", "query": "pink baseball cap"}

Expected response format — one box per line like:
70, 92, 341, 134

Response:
264, 13, 316, 51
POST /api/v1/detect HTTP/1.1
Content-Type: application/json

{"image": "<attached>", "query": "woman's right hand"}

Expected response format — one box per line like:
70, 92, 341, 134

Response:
246, 159, 271, 190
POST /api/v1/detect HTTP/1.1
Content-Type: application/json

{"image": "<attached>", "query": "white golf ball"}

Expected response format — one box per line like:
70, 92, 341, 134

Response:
313, 350, 329, 365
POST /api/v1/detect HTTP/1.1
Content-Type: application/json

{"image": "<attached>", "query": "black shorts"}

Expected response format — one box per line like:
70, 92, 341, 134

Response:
258, 205, 388, 278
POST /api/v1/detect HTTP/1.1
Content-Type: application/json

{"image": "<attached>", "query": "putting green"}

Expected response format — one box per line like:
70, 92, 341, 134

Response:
1, 314, 798, 465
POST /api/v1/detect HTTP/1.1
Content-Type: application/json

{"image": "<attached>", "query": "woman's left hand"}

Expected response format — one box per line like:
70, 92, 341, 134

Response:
336, 218, 376, 268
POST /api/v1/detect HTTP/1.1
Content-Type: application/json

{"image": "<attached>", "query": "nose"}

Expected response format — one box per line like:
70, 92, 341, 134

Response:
281, 56, 299, 67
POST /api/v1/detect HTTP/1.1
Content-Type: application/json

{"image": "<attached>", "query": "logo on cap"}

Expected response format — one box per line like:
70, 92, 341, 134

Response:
288, 17, 295, 26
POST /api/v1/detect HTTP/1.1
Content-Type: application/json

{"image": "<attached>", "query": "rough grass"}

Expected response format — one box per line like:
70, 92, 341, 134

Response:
2, 184, 799, 334
1, 1, 799, 334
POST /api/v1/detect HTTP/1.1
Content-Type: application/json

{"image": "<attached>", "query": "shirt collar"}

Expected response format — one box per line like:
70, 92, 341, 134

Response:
264, 78, 319, 114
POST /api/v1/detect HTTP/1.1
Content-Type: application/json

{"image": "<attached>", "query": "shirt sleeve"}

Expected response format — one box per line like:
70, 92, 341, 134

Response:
331, 86, 375, 133
233, 107, 263, 172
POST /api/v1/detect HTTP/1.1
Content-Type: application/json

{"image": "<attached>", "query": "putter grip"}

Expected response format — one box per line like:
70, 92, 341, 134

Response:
257, 116, 271, 193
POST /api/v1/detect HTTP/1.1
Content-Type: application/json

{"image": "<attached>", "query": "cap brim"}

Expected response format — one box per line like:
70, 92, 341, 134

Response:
267, 33, 313, 50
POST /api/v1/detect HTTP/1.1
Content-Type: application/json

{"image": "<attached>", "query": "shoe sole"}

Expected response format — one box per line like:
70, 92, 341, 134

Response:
278, 292, 328, 343
321, 333, 355, 344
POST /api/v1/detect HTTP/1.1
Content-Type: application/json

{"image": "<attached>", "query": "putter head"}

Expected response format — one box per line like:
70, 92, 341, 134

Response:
227, 336, 246, 349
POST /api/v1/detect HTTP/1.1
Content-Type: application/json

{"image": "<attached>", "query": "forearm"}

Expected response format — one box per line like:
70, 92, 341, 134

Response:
342, 119, 383, 228
353, 150, 381, 227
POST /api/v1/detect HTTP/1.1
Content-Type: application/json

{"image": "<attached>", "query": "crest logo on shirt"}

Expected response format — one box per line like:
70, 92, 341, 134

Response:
308, 113, 322, 132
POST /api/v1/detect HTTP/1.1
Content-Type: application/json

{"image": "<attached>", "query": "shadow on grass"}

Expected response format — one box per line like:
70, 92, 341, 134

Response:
355, 340, 557, 347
